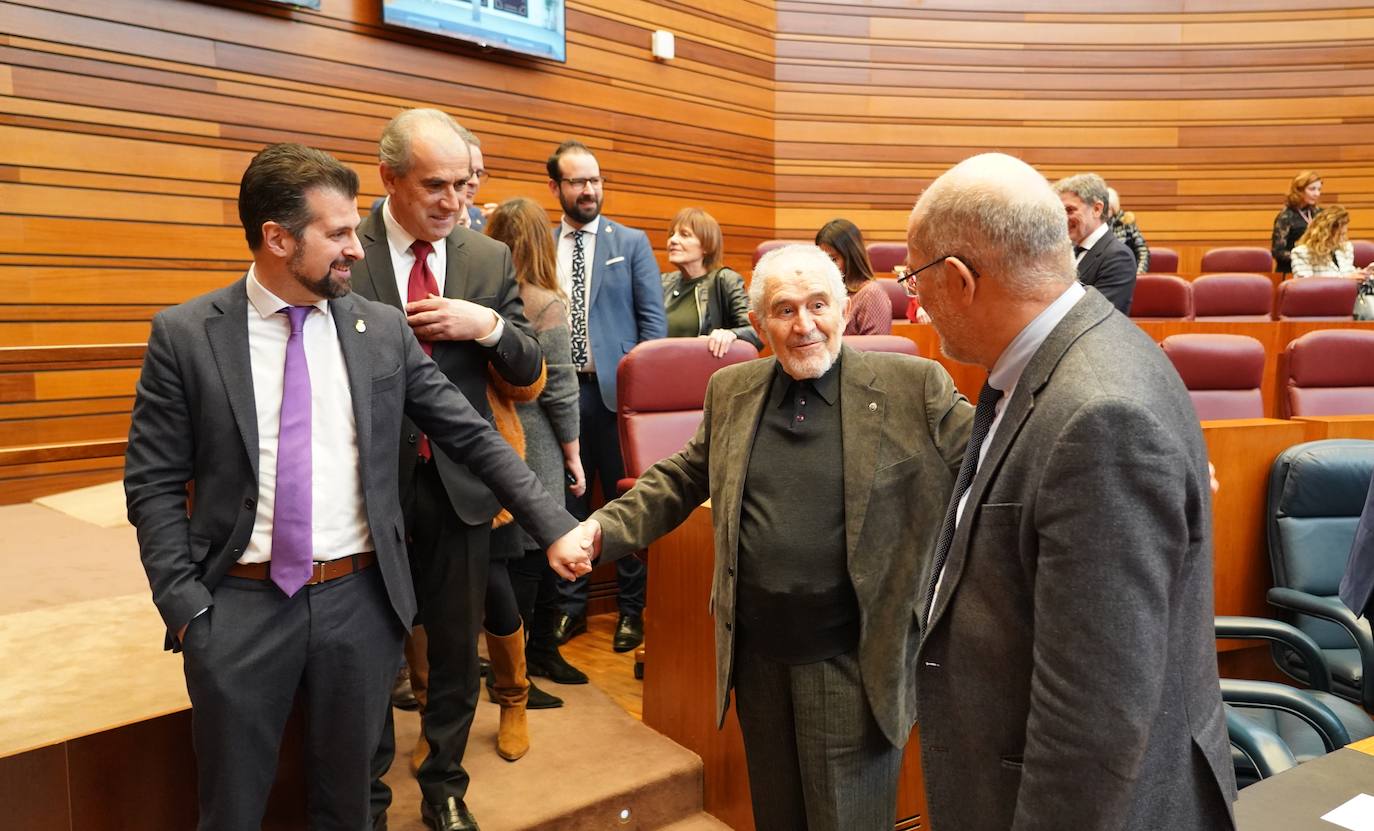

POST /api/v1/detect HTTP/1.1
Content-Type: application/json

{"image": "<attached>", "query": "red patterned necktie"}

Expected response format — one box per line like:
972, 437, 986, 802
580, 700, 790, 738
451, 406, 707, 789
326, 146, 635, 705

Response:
408, 239, 439, 460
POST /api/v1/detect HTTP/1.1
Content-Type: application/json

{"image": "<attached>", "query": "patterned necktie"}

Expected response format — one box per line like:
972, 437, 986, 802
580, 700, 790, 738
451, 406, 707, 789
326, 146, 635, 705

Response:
408, 239, 438, 460
271, 305, 314, 597
569, 230, 589, 368
921, 381, 1004, 627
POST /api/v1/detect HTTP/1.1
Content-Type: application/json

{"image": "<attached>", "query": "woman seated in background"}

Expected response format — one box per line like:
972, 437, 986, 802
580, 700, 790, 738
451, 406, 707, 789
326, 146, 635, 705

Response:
815, 218, 892, 335
661, 207, 761, 357
1290, 205, 1370, 279
1272, 170, 1323, 274
1107, 187, 1150, 274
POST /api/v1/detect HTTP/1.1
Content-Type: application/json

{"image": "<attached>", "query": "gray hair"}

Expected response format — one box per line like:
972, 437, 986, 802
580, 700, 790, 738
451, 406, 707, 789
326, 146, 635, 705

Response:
1053, 172, 1109, 216
379, 108, 469, 175
749, 244, 847, 315
1106, 186, 1121, 216
910, 153, 1076, 296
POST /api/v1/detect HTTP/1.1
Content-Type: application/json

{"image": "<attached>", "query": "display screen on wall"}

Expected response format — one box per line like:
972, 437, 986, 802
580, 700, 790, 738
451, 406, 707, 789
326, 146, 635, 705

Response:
382, 0, 566, 63
266, 0, 321, 8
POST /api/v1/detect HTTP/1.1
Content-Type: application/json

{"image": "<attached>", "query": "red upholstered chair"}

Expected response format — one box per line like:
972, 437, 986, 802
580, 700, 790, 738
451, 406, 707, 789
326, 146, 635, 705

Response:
1160, 334, 1265, 420
1279, 330, 1374, 417
875, 279, 908, 321
843, 334, 918, 355
1201, 246, 1274, 274
1148, 247, 1180, 274
866, 242, 907, 273
1353, 240, 1374, 269
1191, 273, 1274, 321
616, 338, 759, 493
1129, 274, 1194, 320
753, 239, 805, 266
1276, 278, 1359, 320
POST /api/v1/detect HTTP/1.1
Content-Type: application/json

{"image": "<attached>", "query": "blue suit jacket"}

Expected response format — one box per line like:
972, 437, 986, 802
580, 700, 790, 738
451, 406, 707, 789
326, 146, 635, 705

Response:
556, 217, 667, 411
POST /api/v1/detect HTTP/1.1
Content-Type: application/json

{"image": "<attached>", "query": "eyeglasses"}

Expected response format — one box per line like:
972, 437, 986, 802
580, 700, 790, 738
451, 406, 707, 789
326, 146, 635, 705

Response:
559, 176, 605, 190
897, 254, 978, 285
467, 169, 488, 183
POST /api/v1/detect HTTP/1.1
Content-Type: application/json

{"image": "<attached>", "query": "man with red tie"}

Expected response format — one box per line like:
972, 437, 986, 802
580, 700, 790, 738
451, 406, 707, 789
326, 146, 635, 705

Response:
350, 108, 542, 831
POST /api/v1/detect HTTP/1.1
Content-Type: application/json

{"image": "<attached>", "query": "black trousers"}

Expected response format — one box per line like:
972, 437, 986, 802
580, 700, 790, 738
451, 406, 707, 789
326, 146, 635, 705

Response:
371, 460, 489, 812
559, 374, 646, 617
183, 566, 402, 831
732, 646, 904, 831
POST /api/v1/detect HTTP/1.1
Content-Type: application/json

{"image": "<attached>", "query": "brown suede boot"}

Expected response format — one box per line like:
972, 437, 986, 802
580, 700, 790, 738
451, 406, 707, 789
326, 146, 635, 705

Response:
485, 626, 530, 761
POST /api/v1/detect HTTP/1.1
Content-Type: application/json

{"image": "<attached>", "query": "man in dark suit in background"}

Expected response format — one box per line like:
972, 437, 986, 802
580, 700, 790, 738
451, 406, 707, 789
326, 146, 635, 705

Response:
351, 108, 541, 831
544, 140, 666, 654
1053, 172, 1137, 314
579, 244, 972, 829
124, 143, 587, 831
908, 152, 1236, 830
458, 133, 487, 232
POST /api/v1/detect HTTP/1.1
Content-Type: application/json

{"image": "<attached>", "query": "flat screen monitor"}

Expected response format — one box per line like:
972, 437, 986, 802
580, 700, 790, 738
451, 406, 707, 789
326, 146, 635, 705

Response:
266, 0, 321, 8
382, 0, 566, 63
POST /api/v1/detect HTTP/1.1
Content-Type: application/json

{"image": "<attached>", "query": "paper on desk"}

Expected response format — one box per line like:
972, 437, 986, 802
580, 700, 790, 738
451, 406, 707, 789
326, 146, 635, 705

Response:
1322, 793, 1374, 830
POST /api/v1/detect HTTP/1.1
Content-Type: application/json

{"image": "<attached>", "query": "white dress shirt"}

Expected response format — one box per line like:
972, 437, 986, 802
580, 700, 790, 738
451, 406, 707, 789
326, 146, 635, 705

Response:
241, 267, 373, 564
557, 215, 600, 371
1074, 222, 1110, 264
932, 281, 1087, 605
379, 197, 503, 346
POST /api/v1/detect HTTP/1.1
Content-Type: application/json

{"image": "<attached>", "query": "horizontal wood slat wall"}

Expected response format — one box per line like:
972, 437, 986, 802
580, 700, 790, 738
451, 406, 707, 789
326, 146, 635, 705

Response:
775, 1, 1374, 252
0, 0, 776, 503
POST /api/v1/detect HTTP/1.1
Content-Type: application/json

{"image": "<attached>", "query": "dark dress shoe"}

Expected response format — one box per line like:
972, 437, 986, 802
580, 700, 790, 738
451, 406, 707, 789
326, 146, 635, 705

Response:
485, 676, 564, 708
390, 668, 418, 711
551, 612, 586, 644
526, 649, 589, 684
422, 797, 480, 831
613, 613, 644, 653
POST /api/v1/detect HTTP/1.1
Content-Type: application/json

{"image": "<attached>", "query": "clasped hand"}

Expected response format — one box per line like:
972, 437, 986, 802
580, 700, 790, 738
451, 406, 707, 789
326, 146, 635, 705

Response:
546, 519, 602, 581
405, 295, 498, 342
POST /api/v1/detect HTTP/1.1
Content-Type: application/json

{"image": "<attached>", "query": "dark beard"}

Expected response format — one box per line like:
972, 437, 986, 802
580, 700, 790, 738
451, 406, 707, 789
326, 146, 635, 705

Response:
560, 191, 602, 225
289, 246, 352, 299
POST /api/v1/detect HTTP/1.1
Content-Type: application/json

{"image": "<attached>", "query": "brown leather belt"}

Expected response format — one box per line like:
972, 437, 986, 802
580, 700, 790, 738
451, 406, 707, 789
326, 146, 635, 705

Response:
226, 552, 376, 585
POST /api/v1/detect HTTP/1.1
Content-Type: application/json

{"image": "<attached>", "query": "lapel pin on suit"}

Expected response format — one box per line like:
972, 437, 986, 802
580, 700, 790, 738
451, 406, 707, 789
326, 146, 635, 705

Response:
355, 319, 366, 333
869, 402, 878, 411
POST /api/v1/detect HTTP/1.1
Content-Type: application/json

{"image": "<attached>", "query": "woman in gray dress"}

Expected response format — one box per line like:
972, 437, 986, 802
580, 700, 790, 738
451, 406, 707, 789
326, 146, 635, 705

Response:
485, 197, 589, 720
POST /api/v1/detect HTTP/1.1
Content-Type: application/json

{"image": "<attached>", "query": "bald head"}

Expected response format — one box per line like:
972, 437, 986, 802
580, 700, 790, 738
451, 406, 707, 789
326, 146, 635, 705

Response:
908, 153, 1075, 297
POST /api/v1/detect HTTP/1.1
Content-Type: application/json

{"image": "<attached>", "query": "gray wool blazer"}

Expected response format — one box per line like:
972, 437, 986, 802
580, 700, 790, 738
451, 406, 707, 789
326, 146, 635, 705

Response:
591, 345, 972, 747
915, 289, 1237, 830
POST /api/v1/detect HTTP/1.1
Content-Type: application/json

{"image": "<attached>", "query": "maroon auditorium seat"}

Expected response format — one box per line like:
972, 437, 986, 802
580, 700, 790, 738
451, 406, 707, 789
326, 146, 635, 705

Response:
1148, 247, 1180, 274
843, 335, 918, 355
1276, 278, 1359, 320
875, 279, 908, 321
1200, 246, 1274, 273
1160, 334, 1264, 420
616, 338, 758, 492
866, 242, 907, 273
753, 239, 805, 266
1279, 329, 1374, 417
1353, 240, 1374, 270
1129, 274, 1193, 320
1191, 273, 1274, 321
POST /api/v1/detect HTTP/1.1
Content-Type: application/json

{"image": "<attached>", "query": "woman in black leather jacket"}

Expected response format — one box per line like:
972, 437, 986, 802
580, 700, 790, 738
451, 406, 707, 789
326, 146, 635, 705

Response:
660, 207, 761, 356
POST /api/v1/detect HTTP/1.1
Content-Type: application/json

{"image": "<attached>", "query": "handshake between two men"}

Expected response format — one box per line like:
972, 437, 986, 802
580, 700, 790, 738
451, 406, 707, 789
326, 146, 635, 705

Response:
546, 519, 603, 581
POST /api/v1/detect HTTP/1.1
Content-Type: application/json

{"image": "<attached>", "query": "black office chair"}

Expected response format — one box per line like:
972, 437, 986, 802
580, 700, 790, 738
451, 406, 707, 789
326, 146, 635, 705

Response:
1265, 439, 1374, 710
1218, 616, 1374, 787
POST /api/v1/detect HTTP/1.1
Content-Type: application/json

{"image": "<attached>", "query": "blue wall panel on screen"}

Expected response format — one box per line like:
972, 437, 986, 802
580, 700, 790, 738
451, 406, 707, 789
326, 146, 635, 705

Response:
382, 0, 566, 63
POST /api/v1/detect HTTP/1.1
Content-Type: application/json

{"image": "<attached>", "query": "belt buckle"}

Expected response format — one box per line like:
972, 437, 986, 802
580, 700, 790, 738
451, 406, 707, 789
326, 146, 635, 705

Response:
306, 561, 328, 586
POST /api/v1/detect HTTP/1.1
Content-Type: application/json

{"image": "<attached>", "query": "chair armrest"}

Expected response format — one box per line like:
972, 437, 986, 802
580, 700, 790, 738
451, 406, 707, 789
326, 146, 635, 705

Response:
1224, 704, 1297, 780
1215, 615, 1334, 692
1220, 678, 1351, 751
616, 477, 637, 496
1266, 587, 1374, 710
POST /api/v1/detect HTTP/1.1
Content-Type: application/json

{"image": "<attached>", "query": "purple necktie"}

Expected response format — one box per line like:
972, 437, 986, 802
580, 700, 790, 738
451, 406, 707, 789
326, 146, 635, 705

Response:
271, 305, 313, 597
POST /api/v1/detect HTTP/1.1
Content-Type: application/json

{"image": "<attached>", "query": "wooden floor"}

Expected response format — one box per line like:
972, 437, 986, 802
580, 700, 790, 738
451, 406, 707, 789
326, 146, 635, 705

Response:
558, 612, 644, 721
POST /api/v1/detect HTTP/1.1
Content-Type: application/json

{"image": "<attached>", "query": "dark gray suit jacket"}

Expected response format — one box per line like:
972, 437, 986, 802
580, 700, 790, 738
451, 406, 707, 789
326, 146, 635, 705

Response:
1341, 470, 1374, 618
351, 205, 541, 526
1078, 230, 1138, 315
592, 346, 972, 747
915, 290, 1236, 830
124, 280, 576, 649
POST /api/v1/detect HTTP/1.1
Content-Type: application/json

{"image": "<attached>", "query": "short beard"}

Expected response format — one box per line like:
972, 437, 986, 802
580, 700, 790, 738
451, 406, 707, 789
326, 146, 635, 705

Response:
289, 243, 351, 300
560, 191, 602, 225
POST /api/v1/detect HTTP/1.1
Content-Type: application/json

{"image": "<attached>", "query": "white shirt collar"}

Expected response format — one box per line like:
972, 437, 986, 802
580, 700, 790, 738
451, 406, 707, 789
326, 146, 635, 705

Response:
245, 264, 328, 319
381, 196, 423, 258
1079, 221, 1110, 252
561, 215, 601, 238
988, 281, 1087, 395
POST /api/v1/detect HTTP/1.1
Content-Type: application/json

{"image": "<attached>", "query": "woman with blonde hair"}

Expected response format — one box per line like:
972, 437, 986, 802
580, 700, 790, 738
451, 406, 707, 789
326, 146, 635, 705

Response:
478, 197, 589, 758
661, 207, 760, 357
1290, 205, 1370, 279
1272, 170, 1323, 274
